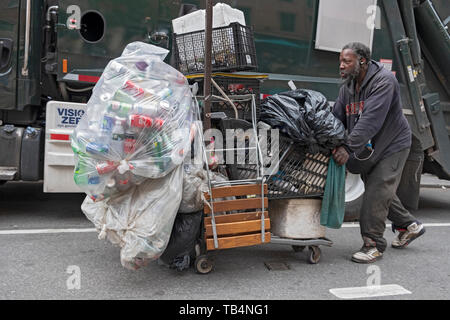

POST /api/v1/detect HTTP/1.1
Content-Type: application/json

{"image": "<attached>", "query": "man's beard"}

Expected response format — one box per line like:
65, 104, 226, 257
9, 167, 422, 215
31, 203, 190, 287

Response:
340, 63, 361, 86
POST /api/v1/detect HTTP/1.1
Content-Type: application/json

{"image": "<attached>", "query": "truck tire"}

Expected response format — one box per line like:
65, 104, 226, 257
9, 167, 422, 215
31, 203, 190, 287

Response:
344, 172, 365, 222
397, 135, 424, 211
344, 193, 363, 221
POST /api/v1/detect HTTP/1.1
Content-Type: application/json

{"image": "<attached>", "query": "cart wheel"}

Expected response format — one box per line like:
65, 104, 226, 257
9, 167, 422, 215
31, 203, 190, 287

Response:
292, 245, 306, 253
307, 246, 321, 264
195, 255, 214, 274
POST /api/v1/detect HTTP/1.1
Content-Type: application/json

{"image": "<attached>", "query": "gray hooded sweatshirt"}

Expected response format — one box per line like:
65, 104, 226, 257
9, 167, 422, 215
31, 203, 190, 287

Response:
332, 60, 411, 172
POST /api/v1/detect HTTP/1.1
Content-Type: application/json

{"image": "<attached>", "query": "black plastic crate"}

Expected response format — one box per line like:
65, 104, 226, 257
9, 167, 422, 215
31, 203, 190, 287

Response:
192, 75, 261, 121
220, 121, 330, 199
266, 145, 329, 199
174, 22, 258, 75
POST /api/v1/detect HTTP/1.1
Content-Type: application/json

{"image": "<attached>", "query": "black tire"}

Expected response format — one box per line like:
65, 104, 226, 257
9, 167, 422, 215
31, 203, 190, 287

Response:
0, 181, 7, 186
344, 193, 363, 222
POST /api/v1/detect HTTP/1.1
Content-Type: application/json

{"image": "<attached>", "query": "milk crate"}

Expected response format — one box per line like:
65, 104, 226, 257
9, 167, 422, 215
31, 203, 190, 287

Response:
192, 75, 261, 121
174, 22, 257, 75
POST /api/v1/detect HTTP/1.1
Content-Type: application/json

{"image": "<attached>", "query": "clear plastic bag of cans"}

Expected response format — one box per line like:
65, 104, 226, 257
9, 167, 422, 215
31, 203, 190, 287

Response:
71, 42, 197, 202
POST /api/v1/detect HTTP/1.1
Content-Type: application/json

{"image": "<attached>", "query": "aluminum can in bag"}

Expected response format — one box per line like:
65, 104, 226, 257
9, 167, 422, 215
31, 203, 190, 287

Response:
108, 100, 133, 117
124, 131, 137, 154
129, 114, 153, 129
96, 161, 119, 175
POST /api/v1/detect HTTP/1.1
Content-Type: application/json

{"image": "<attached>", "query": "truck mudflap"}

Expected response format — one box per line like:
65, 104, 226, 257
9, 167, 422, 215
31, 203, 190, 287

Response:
382, 0, 450, 181
0, 125, 23, 180
44, 101, 86, 192
414, 1, 450, 179
422, 93, 450, 179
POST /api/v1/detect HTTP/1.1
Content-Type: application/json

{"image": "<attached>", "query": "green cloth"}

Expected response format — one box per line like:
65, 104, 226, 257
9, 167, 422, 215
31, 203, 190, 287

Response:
320, 157, 346, 229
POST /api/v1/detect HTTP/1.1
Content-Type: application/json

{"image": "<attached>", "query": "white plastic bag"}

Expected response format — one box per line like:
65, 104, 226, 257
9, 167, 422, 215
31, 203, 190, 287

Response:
81, 165, 184, 270
178, 119, 208, 214
179, 163, 208, 214
172, 3, 246, 35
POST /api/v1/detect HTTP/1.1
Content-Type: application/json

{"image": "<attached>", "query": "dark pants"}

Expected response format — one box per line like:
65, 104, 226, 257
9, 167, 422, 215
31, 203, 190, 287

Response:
359, 148, 417, 252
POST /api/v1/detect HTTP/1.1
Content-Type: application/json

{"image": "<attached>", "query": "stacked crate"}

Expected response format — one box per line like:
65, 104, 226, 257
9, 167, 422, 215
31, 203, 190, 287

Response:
174, 22, 258, 75
173, 22, 264, 122
188, 73, 264, 122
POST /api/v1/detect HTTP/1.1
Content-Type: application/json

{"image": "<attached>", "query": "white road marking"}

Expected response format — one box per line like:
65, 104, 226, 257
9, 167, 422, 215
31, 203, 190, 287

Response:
423, 223, 450, 227
0, 228, 96, 235
0, 223, 449, 236
341, 222, 450, 228
330, 284, 412, 299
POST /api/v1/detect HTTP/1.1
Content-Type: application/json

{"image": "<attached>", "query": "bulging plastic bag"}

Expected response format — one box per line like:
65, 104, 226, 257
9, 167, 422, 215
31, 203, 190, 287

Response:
159, 210, 203, 271
179, 163, 208, 214
81, 164, 184, 270
71, 42, 196, 201
260, 89, 346, 153
178, 119, 208, 214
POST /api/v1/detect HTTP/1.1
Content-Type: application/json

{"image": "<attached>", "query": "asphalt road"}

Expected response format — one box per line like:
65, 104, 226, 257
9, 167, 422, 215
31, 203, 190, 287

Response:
0, 181, 449, 300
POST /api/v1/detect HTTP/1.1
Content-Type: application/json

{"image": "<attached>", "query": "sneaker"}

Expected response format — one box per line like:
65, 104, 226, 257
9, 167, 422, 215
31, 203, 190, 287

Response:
351, 246, 383, 264
392, 222, 425, 249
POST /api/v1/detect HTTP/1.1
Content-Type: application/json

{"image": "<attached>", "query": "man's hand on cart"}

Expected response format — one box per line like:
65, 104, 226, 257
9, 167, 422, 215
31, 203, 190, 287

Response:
332, 146, 349, 166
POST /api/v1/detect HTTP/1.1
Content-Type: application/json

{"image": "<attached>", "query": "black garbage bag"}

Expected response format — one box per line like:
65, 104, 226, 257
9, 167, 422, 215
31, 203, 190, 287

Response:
260, 89, 346, 153
159, 210, 203, 271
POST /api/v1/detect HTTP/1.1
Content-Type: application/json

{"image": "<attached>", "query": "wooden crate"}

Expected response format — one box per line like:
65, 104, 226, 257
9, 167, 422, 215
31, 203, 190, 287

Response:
203, 183, 271, 251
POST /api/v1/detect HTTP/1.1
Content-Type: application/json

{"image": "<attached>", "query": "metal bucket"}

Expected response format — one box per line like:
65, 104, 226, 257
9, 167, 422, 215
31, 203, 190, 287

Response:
269, 198, 326, 239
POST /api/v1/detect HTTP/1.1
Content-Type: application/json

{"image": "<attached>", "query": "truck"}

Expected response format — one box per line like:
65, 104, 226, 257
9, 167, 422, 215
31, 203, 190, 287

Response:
0, 0, 449, 219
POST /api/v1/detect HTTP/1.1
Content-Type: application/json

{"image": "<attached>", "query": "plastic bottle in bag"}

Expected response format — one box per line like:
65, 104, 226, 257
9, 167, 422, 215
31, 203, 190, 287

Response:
169, 128, 190, 166
155, 101, 173, 120
74, 160, 100, 186
87, 126, 111, 156
108, 100, 133, 118
72, 130, 90, 155
153, 135, 167, 172
133, 102, 159, 118
106, 60, 130, 80
86, 140, 109, 156
101, 112, 116, 132
135, 59, 186, 85
130, 159, 162, 177
110, 119, 125, 159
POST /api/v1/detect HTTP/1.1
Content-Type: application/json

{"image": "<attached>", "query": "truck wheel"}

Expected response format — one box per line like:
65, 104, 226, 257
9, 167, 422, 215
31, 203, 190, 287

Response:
0, 181, 6, 186
344, 194, 363, 222
397, 136, 424, 211
344, 172, 365, 222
